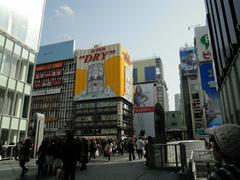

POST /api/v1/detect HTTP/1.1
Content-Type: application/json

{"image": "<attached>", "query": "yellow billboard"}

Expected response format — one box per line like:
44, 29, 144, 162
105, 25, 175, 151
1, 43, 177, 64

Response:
74, 44, 133, 102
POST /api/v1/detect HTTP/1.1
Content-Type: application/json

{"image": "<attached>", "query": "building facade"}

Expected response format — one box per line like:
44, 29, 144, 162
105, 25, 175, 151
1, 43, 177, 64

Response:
73, 44, 133, 140
205, 0, 240, 125
174, 94, 181, 111
0, 0, 45, 145
133, 57, 169, 137
165, 111, 186, 140
30, 40, 75, 136
179, 46, 206, 139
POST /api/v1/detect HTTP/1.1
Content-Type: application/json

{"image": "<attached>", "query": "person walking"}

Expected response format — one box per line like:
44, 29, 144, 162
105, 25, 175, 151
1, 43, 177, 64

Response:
136, 137, 145, 159
19, 139, 32, 177
207, 124, 240, 180
62, 132, 77, 180
128, 139, 135, 161
36, 139, 48, 179
105, 140, 113, 161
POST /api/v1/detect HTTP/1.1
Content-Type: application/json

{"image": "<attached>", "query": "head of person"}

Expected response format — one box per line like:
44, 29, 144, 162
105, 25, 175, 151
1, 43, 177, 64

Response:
207, 124, 240, 162
135, 86, 142, 95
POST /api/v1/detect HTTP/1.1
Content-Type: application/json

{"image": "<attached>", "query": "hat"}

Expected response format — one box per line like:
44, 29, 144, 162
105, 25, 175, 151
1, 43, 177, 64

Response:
206, 124, 240, 159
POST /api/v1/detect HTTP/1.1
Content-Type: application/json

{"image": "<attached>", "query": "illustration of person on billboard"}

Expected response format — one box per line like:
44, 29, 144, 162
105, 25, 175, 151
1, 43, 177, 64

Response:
134, 85, 148, 107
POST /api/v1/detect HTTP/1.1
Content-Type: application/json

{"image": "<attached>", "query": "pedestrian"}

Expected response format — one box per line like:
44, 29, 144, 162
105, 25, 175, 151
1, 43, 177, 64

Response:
105, 140, 113, 161
88, 140, 97, 161
144, 136, 153, 166
62, 132, 77, 180
118, 140, 124, 156
136, 137, 145, 159
206, 124, 240, 180
128, 139, 135, 161
19, 139, 32, 177
80, 138, 88, 171
36, 139, 48, 179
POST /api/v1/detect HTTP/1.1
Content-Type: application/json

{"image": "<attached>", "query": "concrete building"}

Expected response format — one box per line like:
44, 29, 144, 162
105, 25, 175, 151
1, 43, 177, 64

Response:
165, 111, 186, 140
133, 56, 169, 137
133, 57, 169, 111
179, 46, 206, 139
30, 40, 75, 136
174, 94, 181, 111
205, 0, 240, 125
0, 0, 45, 145
73, 44, 133, 140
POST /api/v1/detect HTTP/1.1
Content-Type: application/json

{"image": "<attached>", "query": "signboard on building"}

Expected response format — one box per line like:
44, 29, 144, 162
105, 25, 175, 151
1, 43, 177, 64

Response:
179, 47, 198, 76
133, 83, 156, 137
195, 26, 212, 62
35, 62, 64, 71
74, 44, 133, 102
199, 63, 223, 128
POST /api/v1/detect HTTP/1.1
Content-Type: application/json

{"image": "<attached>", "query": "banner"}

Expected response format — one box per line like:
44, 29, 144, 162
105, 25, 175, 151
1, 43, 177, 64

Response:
199, 63, 223, 128
179, 47, 198, 76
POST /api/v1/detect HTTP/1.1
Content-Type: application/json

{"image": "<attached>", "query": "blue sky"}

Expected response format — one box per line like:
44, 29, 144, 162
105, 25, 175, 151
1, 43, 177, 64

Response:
40, 0, 206, 110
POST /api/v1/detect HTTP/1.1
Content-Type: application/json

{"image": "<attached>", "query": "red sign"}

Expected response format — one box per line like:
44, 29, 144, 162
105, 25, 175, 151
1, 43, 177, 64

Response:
35, 70, 63, 79
36, 62, 64, 71
134, 107, 155, 113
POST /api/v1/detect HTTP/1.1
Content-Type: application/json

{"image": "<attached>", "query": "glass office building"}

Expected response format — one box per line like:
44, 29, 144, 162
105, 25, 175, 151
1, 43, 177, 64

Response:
0, 0, 45, 145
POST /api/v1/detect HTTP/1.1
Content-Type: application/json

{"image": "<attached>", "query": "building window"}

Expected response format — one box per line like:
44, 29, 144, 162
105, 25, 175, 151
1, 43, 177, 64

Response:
22, 95, 30, 118
5, 90, 15, 115
19, 48, 29, 82
10, 44, 21, 78
144, 66, 156, 81
1, 39, 13, 75
0, 34, 6, 71
133, 68, 138, 83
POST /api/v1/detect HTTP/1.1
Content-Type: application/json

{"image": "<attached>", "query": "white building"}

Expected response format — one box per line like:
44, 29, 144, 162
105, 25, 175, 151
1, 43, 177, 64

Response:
0, 0, 45, 145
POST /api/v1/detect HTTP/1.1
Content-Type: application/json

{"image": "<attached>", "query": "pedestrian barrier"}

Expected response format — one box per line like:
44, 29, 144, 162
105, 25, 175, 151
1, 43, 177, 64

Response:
189, 149, 215, 179
0, 145, 16, 161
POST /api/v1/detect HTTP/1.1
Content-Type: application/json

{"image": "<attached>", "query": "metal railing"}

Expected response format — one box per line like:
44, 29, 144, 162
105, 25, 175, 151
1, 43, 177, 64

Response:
0, 145, 17, 161
147, 143, 187, 171
189, 149, 215, 179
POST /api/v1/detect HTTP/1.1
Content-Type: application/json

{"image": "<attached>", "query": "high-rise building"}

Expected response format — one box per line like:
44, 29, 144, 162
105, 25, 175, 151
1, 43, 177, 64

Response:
194, 26, 223, 129
0, 0, 45, 145
179, 46, 206, 139
205, 0, 240, 125
174, 94, 181, 111
30, 40, 75, 136
73, 44, 133, 140
133, 56, 169, 137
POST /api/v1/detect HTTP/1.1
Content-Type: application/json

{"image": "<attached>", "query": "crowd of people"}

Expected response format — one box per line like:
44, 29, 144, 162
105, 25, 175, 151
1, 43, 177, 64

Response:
16, 133, 152, 179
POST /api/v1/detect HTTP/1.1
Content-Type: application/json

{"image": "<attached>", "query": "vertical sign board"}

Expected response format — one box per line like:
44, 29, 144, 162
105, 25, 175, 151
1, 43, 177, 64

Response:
195, 26, 212, 62
74, 44, 133, 103
199, 63, 223, 128
179, 47, 198, 76
133, 83, 156, 137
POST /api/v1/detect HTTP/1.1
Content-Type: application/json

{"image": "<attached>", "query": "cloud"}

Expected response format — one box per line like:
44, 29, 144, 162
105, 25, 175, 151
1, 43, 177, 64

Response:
55, 5, 75, 17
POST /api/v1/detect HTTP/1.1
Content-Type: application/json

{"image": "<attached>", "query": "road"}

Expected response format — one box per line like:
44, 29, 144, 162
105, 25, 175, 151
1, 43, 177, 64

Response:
0, 154, 179, 180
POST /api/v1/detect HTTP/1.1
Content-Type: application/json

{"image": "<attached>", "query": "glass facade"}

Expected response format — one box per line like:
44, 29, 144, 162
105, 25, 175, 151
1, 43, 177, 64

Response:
0, 0, 45, 145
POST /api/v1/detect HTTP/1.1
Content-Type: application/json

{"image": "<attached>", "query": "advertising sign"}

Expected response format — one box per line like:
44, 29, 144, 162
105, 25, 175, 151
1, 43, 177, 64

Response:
74, 44, 133, 102
35, 62, 64, 71
199, 63, 223, 128
179, 47, 198, 76
133, 83, 156, 137
195, 26, 212, 62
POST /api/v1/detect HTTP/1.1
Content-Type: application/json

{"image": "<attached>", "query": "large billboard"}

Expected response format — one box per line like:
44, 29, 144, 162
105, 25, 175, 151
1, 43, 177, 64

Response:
199, 63, 223, 128
133, 83, 156, 137
195, 26, 212, 62
74, 44, 133, 102
179, 47, 198, 76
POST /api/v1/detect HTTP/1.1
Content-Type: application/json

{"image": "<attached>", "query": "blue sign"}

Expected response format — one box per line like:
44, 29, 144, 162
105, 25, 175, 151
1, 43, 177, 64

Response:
179, 47, 198, 76
37, 40, 75, 64
199, 63, 223, 127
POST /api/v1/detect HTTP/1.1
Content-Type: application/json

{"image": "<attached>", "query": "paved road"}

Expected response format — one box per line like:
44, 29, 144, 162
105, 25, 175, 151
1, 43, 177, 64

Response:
0, 155, 179, 180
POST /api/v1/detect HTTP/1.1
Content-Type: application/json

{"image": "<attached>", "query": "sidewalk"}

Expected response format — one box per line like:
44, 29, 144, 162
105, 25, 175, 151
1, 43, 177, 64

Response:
0, 154, 179, 180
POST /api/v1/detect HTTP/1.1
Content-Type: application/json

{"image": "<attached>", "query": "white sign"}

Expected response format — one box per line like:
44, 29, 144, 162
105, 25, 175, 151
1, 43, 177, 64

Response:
32, 88, 61, 96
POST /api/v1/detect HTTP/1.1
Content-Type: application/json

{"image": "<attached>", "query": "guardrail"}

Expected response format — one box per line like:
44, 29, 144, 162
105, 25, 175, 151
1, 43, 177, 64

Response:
189, 149, 215, 179
0, 145, 18, 161
147, 143, 187, 170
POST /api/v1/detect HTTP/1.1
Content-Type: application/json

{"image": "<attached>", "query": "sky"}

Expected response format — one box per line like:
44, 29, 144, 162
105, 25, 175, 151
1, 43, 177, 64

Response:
40, 0, 207, 110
